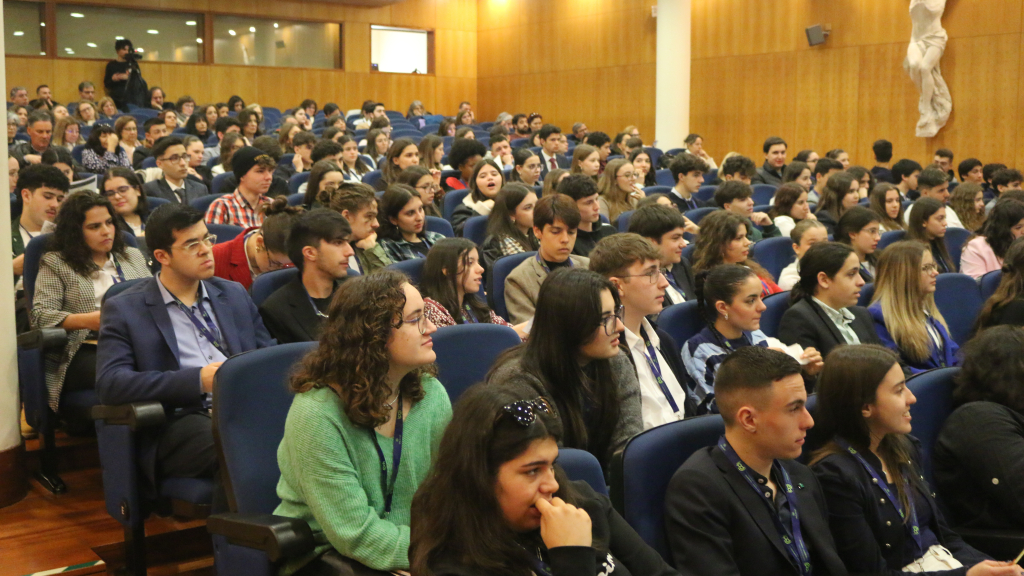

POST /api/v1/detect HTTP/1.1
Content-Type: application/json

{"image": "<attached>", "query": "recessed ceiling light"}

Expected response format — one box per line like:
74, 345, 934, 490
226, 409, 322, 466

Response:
87, 42, 97, 47
136, 47, 144, 52
40, 22, 45, 27
249, 26, 255, 32
186, 20, 196, 26
40, 51, 46, 55
147, 29, 159, 34
196, 38, 203, 43
273, 23, 278, 29
115, 36, 124, 40
64, 47, 73, 51
70, 13, 83, 18
228, 29, 236, 36
13, 31, 23, 36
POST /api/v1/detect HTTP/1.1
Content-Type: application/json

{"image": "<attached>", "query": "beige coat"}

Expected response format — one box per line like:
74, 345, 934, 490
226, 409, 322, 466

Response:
503, 254, 590, 324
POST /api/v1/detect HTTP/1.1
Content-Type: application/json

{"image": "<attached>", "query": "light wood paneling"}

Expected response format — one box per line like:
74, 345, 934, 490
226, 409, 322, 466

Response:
344, 22, 372, 74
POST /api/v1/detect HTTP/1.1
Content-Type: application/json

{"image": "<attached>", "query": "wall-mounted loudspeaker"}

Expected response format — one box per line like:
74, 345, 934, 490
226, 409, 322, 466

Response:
806, 25, 829, 47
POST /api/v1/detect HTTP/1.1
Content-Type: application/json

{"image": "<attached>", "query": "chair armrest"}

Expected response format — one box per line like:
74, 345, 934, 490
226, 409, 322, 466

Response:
956, 527, 1024, 561
207, 513, 315, 563
17, 328, 67, 350
608, 447, 625, 515
91, 402, 167, 430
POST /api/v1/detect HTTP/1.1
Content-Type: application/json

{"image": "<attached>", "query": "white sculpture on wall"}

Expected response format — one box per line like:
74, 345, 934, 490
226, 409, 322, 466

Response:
905, 0, 952, 137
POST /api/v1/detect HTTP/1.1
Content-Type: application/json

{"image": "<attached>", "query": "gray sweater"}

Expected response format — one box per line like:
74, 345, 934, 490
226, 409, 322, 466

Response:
486, 350, 643, 467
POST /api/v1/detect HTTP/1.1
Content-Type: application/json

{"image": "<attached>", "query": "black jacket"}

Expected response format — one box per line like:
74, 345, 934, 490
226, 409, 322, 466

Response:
539, 152, 571, 180
257, 275, 341, 344
777, 299, 880, 361
663, 258, 697, 305
666, 192, 712, 214
450, 202, 485, 237
753, 161, 785, 187
572, 223, 617, 258
816, 210, 838, 236
429, 480, 679, 576
934, 401, 1024, 531
142, 177, 209, 205
813, 441, 988, 576
665, 447, 848, 576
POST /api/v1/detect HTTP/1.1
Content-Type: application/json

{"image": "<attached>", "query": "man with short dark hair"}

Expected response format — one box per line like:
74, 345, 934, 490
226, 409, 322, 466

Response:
628, 204, 697, 304
12, 164, 68, 294
97, 203, 275, 505
752, 136, 787, 186
504, 194, 588, 323
276, 131, 317, 181
716, 181, 779, 241
78, 81, 96, 101
985, 168, 1024, 214
538, 124, 569, 179
30, 85, 57, 111
570, 122, 588, 143
133, 116, 169, 168
907, 167, 959, 227
668, 154, 712, 212
259, 209, 353, 343
144, 136, 210, 204
486, 134, 514, 170
892, 158, 922, 201
809, 158, 843, 204
512, 113, 530, 139
10, 86, 29, 107
590, 233, 698, 427
982, 163, 1007, 201
720, 155, 756, 186
205, 147, 274, 227
958, 158, 984, 187
354, 101, 385, 130
9, 110, 53, 168
584, 131, 612, 163
934, 148, 956, 183
665, 346, 844, 576
310, 139, 344, 165
201, 116, 243, 164
871, 139, 893, 184
558, 174, 616, 257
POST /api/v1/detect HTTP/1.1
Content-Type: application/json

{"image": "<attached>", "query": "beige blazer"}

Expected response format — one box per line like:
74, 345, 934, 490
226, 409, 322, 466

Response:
503, 254, 590, 324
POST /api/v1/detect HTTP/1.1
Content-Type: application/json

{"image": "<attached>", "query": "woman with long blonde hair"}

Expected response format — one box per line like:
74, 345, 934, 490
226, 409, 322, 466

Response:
868, 240, 958, 372
597, 158, 643, 222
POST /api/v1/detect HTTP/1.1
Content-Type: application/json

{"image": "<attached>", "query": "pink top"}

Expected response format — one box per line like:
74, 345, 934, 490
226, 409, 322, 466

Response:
423, 297, 517, 332
960, 236, 1001, 279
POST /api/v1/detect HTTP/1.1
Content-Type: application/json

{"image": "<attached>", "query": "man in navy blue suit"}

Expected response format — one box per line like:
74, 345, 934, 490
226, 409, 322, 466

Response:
97, 202, 275, 492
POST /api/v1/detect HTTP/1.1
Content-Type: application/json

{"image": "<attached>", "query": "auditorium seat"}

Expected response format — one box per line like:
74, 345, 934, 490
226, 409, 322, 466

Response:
943, 227, 972, 271
287, 172, 310, 195
657, 301, 703, 348
642, 185, 672, 197
388, 258, 426, 285
617, 211, 634, 233
933, 273, 982, 346
432, 323, 521, 402
206, 224, 244, 244
425, 215, 454, 238
750, 236, 795, 280
190, 194, 226, 215
491, 251, 535, 321
462, 214, 488, 246
696, 185, 717, 203
877, 229, 906, 251
250, 268, 299, 306
684, 206, 718, 225
655, 169, 674, 187
979, 269, 1001, 300
751, 184, 776, 205
443, 189, 471, 221
758, 291, 790, 338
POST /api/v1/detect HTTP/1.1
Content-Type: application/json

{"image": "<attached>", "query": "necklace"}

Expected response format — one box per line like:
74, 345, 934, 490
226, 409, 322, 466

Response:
383, 391, 400, 408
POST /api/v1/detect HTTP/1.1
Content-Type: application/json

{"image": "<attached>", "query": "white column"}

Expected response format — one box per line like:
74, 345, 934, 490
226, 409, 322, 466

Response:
655, 0, 691, 151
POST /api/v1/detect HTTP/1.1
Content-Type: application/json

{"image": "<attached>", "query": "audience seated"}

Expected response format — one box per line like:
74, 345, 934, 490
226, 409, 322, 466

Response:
868, 241, 958, 373
719, 154, 757, 186
907, 198, 956, 273
809, 157, 844, 205
258, 209, 353, 344
815, 172, 860, 237
337, 134, 372, 182
13, 165, 66, 297
33, 192, 152, 433
835, 206, 881, 282
691, 210, 782, 297
273, 269, 451, 574
102, 167, 152, 248
143, 136, 209, 205
10, 110, 53, 168
907, 168, 959, 229
810, 345, 1007, 576
974, 238, 1024, 330
450, 158, 504, 235
665, 346, 844, 576
590, 233, 698, 426
985, 169, 1023, 214
666, 153, 712, 213
132, 117, 168, 168
409, 384, 677, 576
508, 147, 541, 188
782, 160, 813, 196
444, 138, 487, 191
376, 138, 421, 192
202, 116, 242, 164
558, 174, 616, 257
481, 183, 538, 270
322, 182, 390, 274
211, 197, 301, 289
869, 182, 907, 232
629, 147, 657, 188
751, 136, 788, 186
769, 183, 815, 238
570, 144, 601, 179
847, 165, 875, 200
538, 124, 570, 180
80, 124, 131, 174
628, 204, 698, 304
597, 158, 644, 221
488, 267, 642, 469
715, 180, 780, 242
949, 182, 986, 233
205, 147, 276, 227
778, 242, 880, 362
961, 198, 1024, 279
303, 160, 343, 208
274, 131, 316, 182
377, 184, 444, 263
396, 165, 441, 217
935, 326, 1024, 532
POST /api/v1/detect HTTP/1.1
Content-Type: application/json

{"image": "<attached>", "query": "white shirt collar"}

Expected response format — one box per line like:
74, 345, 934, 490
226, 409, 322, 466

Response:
624, 317, 660, 352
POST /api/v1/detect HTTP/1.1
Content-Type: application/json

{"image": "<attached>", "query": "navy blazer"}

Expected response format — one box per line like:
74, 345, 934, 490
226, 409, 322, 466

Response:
868, 303, 959, 373
539, 152, 570, 180
812, 440, 988, 575
143, 177, 210, 205
778, 298, 881, 361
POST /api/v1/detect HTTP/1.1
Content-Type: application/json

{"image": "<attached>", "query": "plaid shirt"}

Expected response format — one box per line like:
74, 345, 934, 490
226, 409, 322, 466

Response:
205, 190, 268, 228
379, 230, 445, 263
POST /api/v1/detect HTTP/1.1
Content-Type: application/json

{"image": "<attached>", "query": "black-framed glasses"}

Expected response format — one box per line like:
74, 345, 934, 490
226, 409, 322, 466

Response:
619, 268, 663, 285
102, 185, 135, 198
601, 305, 625, 336
159, 154, 188, 164
502, 397, 553, 427
395, 313, 431, 335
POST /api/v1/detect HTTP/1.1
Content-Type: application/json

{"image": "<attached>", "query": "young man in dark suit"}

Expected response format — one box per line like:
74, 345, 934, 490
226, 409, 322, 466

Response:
143, 136, 210, 204
665, 346, 848, 576
538, 124, 570, 180
96, 203, 275, 497
628, 204, 698, 304
667, 153, 712, 213
259, 209, 354, 344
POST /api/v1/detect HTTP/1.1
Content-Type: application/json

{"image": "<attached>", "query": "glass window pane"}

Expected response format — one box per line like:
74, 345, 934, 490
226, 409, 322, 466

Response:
4, 1, 45, 56
371, 26, 429, 74
55, 6, 202, 62
213, 17, 339, 69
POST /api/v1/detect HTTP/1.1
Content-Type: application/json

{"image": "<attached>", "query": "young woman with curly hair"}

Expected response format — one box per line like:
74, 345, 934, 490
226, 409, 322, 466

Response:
691, 210, 782, 297
274, 269, 453, 575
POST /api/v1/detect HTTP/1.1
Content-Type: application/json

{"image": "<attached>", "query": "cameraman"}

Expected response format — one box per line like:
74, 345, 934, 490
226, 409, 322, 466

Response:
104, 39, 147, 112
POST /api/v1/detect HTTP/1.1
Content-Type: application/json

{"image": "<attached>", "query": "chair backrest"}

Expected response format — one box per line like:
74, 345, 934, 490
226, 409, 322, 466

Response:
684, 206, 718, 224
190, 193, 226, 215
706, 168, 719, 182
439, 169, 463, 191
617, 210, 635, 233
425, 215, 454, 238
759, 290, 791, 338
610, 414, 725, 557
71, 144, 85, 164
250, 268, 299, 306
462, 215, 489, 246
22, 234, 49, 304
858, 282, 875, 307
146, 196, 170, 210
657, 301, 704, 347
750, 236, 796, 280
278, 153, 294, 167
443, 189, 471, 221
361, 170, 383, 188
286, 192, 305, 207
655, 169, 674, 187
141, 156, 157, 169
906, 366, 958, 485
696, 185, 718, 203
944, 227, 972, 271
681, 244, 696, 263
214, 342, 317, 514
559, 448, 608, 496
210, 172, 234, 196
388, 258, 426, 285
492, 251, 535, 321
877, 229, 906, 251
980, 269, 1002, 300
288, 171, 311, 195
933, 273, 982, 346
432, 323, 521, 402
751, 184, 777, 205
101, 277, 148, 305
644, 147, 663, 168
642, 185, 672, 197
206, 223, 244, 244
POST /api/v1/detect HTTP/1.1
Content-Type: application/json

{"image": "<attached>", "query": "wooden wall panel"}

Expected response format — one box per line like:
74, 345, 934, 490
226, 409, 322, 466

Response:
344, 22, 372, 74
793, 46, 861, 159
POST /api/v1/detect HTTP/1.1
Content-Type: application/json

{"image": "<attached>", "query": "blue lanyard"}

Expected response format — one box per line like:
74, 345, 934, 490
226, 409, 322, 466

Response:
303, 285, 329, 319
835, 438, 924, 556
535, 252, 574, 274
109, 256, 126, 284
721, 332, 752, 351
461, 303, 479, 324
759, 278, 773, 297
664, 268, 680, 289
639, 327, 680, 414
169, 286, 228, 357
370, 392, 403, 515
524, 551, 553, 576
718, 437, 812, 576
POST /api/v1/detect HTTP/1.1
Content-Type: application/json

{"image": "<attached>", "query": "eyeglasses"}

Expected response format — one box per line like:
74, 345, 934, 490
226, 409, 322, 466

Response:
618, 172, 637, 180
415, 183, 437, 192
601, 305, 625, 336
620, 268, 664, 285
501, 397, 553, 427
102, 185, 135, 198
921, 263, 939, 273
160, 154, 188, 164
176, 234, 217, 255
395, 313, 431, 335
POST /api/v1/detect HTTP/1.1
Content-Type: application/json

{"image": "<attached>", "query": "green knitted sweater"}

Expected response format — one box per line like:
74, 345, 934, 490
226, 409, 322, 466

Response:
273, 375, 452, 574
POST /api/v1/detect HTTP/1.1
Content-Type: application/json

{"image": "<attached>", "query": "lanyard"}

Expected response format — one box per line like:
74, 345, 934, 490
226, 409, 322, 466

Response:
303, 284, 330, 319
925, 315, 947, 367
461, 303, 479, 324
835, 438, 924, 556
721, 332, 752, 351
109, 255, 126, 284
664, 268, 680, 289
639, 327, 680, 414
759, 278, 773, 297
169, 286, 228, 356
535, 252, 573, 274
370, 392, 403, 515
524, 550, 553, 576
718, 437, 812, 576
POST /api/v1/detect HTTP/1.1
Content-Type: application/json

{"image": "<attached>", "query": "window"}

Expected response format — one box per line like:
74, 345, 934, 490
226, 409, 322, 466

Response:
213, 17, 340, 69
55, 6, 203, 62
371, 26, 429, 74
4, 1, 45, 56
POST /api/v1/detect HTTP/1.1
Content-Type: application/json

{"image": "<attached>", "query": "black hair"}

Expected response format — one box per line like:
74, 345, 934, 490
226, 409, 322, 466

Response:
468, 158, 505, 203
538, 124, 561, 141
721, 155, 756, 179
714, 180, 752, 207
794, 150, 815, 163
716, 346, 802, 426
835, 206, 880, 254
115, 38, 133, 51
872, 140, 893, 163
448, 138, 488, 171
486, 183, 537, 251
627, 148, 657, 187
791, 242, 856, 303
813, 157, 843, 178
18, 163, 69, 195
762, 136, 787, 154
695, 264, 759, 347
41, 147, 74, 168
628, 204, 687, 240
934, 148, 953, 160
142, 116, 165, 136
957, 158, 982, 181
892, 159, 923, 185
84, 124, 116, 155
184, 112, 210, 137
917, 167, 948, 189
584, 131, 610, 149
984, 163, 1007, 186
287, 208, 351, 273
103, 166, 149, 221
670, 153, 709, 183
51, 192, 127, 277
377, 184, 423, 242
227, 95, 246, 112
420, 238, 493, 324
150, 135, 184, 160
145, 202, 205, 254
980, 199, 1024, 259
311, 139, 344, 163
557, 173, 599, 201
993, 168, 1024, 190
508, 147, 538, 183
214, 116, 242, 135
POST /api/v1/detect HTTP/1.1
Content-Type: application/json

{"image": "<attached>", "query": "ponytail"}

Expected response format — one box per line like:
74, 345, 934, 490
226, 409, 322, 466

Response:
697, 264, 758, 347
790, 242, 855, 304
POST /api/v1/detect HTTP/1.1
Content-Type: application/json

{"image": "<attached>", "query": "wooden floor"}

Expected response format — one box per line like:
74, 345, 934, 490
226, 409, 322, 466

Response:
0, 462, 203, 576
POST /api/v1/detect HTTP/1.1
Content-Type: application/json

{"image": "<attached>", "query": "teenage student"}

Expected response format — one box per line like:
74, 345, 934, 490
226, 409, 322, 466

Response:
777, 220, 830, 291
809, 158, 844, 205
590, 234, 698, 427
906, 167, 960, 228
323, 182, 389, 274
906, 197, 956, 273
397, 165, 441, 218
258, 209, 354, 344
274, 270, 452, 574
12, 165, 67, 295
715, 181, 780, 242
597, 158, 644, 222
509, 147, 542, 188
835, 206, 881, 282
142, 136, 209, 205
628, 204, 698, 304
691, 210, 783, 297
487, 267, 642, 470
667, 153, 712, 213
538, 124, 570, 180
869, 183, 906, 232
810, 345, 1014, 576
558, 174, 617, 257
481, 183, 538, 271
973, 238, 1024, 330
205, 147, 276, 228
665, 346, 845, 576
960, 198, 1024, 279
751, 136, 788, 186
377, 184, 445, 264
868, 241, 958, 372
815, 172, 861, 237
770, 183, 816, 238
504, 194, 589, 324
450, 158, 504, 235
